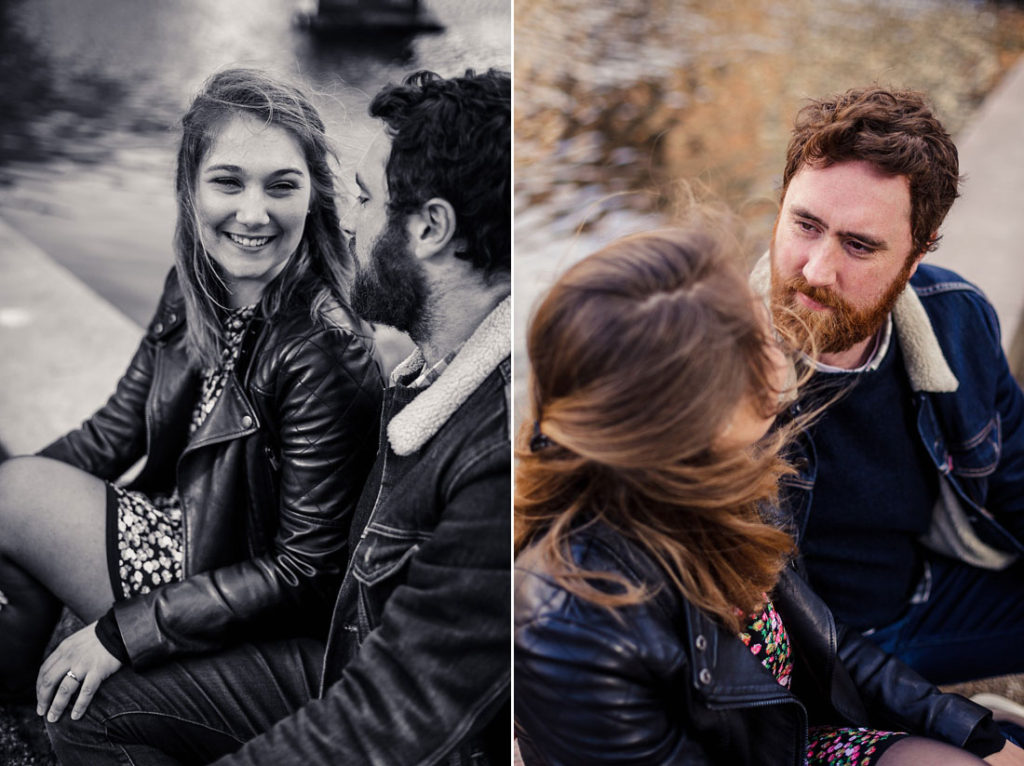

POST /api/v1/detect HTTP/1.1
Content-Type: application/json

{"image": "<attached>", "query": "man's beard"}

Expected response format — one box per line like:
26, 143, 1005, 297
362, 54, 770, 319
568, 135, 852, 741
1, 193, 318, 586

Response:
770, 257, 913, 356
350, 217, 432, 342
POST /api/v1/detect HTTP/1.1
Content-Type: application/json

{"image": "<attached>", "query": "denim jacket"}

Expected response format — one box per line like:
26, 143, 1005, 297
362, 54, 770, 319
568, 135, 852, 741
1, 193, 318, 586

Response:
217, 296, 511, 766
754, 260, 1024, 568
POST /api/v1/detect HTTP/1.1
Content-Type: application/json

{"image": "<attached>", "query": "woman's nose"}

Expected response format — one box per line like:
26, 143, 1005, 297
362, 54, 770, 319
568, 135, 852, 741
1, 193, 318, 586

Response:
235, 190, 270, 227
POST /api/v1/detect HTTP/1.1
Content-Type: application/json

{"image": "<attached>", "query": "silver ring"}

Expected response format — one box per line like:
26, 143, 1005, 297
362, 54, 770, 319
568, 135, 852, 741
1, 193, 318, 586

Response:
65, 670, 80, 682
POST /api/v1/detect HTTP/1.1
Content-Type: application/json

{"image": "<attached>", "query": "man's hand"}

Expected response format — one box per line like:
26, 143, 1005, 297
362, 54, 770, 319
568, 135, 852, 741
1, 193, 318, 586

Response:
36, 621, 122, 722
986, 739, 1024, 765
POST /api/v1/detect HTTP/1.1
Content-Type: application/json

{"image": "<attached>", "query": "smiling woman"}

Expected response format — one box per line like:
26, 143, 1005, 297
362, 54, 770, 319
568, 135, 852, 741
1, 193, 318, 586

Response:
0, 68, 383, 729
196, 115, 312, 308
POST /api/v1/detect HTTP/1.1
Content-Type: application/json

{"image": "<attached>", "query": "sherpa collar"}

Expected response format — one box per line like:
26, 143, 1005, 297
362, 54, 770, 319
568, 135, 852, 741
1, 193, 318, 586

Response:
750, 253, 958, 393
387, 295, 511, 456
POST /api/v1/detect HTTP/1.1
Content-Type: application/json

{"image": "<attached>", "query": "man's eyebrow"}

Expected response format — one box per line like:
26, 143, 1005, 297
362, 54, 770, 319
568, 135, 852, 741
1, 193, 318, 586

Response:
790, 206, 888, 250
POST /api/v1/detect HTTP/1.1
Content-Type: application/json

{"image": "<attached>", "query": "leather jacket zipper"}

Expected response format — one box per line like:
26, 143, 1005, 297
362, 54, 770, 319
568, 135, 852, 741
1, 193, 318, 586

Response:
707, 694, 807, 766
264, 445, 280, 472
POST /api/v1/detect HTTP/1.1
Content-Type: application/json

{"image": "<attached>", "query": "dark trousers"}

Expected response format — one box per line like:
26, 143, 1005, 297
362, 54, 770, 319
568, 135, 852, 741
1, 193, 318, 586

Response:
864, 555, 1024, 685
45, 637, 322, 766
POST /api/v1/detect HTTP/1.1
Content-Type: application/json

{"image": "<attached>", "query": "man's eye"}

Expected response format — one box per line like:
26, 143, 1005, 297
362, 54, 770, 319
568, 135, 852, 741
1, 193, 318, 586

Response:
796, 220, 816, 233
356, 194, 370, 206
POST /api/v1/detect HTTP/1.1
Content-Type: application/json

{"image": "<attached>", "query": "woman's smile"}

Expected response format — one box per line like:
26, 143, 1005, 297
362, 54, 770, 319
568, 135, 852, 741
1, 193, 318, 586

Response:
225, 232, 278, 249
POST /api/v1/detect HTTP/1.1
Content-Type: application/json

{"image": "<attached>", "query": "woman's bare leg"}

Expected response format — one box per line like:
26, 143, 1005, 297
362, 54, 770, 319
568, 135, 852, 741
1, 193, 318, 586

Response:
877, 736, 986, 765
0, 456, 116, 695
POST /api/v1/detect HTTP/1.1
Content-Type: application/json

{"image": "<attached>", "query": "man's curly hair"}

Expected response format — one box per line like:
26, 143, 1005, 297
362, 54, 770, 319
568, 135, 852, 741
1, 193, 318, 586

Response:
782, 87, 961, 258
370, 68, 510, 278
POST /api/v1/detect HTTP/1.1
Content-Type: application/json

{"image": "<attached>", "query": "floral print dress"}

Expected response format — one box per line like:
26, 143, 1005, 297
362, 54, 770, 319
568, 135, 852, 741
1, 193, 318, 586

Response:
111, 305, 257, 600
740, 599, 909, 766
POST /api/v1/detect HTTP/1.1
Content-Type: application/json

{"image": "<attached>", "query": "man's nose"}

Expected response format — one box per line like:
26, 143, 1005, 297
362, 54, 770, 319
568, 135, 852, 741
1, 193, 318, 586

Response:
801, 242, 838, 288
337, 195, 357, 236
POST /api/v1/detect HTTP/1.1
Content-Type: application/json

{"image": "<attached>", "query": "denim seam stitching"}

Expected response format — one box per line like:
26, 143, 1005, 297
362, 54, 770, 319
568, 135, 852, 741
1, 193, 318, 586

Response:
103, 710, 247, 746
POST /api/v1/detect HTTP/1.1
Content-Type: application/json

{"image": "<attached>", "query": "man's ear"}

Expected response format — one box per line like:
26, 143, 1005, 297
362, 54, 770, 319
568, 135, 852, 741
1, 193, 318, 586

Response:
907, 235, 934, 279
407, 197, 458, 260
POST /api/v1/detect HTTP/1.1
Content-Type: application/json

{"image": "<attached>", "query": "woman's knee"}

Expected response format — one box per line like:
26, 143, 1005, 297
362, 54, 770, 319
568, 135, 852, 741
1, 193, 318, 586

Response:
878, 736, 986, 765
0, 456, 48, 550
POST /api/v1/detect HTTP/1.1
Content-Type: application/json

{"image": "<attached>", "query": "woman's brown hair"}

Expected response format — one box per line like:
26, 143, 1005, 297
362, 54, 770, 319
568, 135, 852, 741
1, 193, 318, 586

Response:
515, 224, 798, 632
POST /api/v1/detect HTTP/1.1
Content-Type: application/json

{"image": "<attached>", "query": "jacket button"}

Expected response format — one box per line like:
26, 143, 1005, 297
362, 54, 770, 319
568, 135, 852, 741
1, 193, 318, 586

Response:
695, 634, 707, 651
167, 312, 177, 324
241, 415, 254, 428
153, 322, 164, 334
699, 668, 712, 685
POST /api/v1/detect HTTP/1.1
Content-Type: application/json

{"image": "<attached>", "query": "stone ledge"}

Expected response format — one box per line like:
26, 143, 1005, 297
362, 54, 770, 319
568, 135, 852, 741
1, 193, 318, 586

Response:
0, 216, 143, 457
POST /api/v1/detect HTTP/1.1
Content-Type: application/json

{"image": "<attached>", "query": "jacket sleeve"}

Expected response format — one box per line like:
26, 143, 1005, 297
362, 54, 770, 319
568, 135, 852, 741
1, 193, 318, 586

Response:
113, 325, 384, 668
836, 622, 997, 748
210, 437, 511, 766
973, 292, 1024, 539
512, 575, 706, 765
36, 282, 173, 478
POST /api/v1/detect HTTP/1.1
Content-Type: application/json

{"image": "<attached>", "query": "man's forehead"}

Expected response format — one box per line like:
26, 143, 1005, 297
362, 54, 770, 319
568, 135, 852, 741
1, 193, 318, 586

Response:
785, 162, 911, 221
356, 130, 392, 190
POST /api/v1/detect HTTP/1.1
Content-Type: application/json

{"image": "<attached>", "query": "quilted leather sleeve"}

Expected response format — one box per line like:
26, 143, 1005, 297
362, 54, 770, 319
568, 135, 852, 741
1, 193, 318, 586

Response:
115, 316, 384, 668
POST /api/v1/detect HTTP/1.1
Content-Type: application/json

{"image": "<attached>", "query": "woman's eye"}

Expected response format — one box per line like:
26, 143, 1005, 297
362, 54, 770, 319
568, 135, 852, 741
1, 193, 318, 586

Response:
269, 182, 298, 194
356, 194, 370, 206
212, 177, 240, 189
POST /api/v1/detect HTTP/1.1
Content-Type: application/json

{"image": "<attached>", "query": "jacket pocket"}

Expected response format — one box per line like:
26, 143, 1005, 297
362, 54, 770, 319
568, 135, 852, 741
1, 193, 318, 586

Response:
352, 523, 430, 635
947, 416, 1001, 478
352, 523, 427, 586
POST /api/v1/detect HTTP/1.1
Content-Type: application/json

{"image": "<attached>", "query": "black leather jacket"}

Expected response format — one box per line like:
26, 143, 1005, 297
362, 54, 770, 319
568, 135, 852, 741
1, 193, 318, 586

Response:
40, 269, 383, 668
515, 521, 999, 765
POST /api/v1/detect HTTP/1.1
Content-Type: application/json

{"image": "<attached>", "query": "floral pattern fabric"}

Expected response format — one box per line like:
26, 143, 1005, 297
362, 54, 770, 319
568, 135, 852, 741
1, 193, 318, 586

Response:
739, 598, 793, 688
740, 598, 907, 766
114, 304, 256, 599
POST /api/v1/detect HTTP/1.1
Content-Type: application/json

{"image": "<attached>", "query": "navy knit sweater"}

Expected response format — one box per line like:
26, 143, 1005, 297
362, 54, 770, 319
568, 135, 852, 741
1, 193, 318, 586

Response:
801, 337, 939, 630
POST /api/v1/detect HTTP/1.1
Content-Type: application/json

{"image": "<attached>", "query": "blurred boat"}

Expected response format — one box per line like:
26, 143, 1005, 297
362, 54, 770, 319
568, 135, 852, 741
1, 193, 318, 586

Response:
300, 0, 443, 34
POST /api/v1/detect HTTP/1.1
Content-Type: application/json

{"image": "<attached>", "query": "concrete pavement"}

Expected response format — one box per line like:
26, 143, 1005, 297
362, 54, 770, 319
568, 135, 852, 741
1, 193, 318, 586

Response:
931, 57, 1024, 377
0, 216, 143, 457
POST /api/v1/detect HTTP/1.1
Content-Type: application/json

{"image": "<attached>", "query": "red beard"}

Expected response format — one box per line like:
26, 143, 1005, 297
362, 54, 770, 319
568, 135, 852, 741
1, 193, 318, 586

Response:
769, 261, 912, 356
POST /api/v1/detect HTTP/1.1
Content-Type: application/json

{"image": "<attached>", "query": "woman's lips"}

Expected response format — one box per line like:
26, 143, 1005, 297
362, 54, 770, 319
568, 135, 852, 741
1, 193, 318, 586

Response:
227, 232, 275, 248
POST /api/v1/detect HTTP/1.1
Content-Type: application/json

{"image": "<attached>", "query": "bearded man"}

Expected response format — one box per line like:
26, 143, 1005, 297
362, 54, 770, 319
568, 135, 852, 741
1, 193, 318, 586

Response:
47, 69, 511, 766
759, 86, 1024, 686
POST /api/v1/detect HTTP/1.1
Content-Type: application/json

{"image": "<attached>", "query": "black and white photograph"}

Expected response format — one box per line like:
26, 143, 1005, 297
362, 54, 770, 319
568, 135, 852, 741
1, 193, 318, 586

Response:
0, 0, 510, 763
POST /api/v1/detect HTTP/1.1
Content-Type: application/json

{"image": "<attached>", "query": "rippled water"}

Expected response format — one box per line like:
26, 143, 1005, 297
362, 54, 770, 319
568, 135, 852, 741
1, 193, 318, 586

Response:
0, 0, 510, 329
513, 0, 1024, 413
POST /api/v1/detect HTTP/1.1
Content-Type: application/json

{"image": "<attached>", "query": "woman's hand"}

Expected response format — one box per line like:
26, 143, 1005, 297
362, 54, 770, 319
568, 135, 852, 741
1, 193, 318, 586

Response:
986, 739, 1024, 765
36, 621, 122, 722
